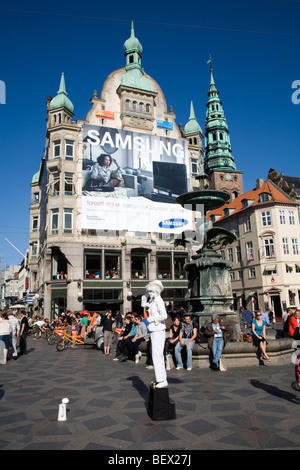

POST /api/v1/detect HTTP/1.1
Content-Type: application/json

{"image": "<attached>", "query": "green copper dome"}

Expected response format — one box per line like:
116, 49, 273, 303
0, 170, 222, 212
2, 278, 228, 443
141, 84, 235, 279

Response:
124, 21, 143, 54
50, 73, 74, 113
184, 101, 202, 135
120, 21, 152, 92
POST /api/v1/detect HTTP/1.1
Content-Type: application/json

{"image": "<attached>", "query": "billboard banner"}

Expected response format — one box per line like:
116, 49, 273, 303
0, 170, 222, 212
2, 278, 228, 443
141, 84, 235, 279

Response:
81, 124, 192, 233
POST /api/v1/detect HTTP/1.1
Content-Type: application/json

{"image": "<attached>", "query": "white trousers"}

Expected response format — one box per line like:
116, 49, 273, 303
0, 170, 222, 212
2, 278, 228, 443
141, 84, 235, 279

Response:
150, 329, 167, 384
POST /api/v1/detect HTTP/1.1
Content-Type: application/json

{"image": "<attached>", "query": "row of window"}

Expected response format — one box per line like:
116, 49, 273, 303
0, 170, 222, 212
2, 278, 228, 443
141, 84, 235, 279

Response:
84, 250, 188, 281
222, 237, 299, 264
229, 263, 300, 281
47, 172, 75, 197
51, 208, 73, 235
53, 140, 74, 160
125, 100, 151, 114
262, 209, 296, 226
50, 250, 188, 281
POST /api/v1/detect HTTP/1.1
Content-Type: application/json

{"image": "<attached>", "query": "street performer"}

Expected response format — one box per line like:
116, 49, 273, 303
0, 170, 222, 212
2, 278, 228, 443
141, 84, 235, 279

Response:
141, 280, 168, 388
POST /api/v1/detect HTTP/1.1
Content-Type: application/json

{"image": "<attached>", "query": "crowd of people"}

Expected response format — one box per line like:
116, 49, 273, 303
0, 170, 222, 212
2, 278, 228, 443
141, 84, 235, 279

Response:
1, 303, 300, 388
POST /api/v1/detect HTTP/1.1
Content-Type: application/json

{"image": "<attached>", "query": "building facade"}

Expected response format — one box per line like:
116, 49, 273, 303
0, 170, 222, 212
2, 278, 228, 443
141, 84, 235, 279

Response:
208, 178, 300, 317
29, 23, 205, 319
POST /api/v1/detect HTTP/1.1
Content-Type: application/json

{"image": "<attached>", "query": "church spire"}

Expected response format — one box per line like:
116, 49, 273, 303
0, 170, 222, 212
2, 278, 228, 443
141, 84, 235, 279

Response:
204, 67, 236, 175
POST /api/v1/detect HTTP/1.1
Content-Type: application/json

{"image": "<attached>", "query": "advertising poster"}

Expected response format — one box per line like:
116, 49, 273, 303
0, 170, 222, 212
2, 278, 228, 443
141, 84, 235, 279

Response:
81, 124, 193, 233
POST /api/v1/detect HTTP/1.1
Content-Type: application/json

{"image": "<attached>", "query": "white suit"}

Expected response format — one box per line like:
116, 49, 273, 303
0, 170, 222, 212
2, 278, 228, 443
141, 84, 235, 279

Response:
141, 281, 168, 387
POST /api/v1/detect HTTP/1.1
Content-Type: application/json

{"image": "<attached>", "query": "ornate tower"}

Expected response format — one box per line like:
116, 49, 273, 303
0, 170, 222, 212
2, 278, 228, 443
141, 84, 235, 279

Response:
184, 101, 205, 190
204, 66, 243, 197
117, 21, 158, 131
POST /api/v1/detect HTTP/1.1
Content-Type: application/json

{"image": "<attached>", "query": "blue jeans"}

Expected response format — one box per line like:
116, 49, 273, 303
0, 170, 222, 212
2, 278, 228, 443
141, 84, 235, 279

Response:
212, 337, 224, 367
175, 338, 195, 369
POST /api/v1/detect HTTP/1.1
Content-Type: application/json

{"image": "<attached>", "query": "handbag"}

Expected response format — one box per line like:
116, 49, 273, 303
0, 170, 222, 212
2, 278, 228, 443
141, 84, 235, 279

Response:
293, 327, 300, 340
165, 353, 175, 370
219, 356, 227, 372
242, 333, 253, 343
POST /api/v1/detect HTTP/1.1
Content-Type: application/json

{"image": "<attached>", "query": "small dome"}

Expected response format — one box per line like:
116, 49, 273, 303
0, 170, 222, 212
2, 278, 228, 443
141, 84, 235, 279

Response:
184, 101, 202, 135
124, 21, 142, 54
50, 73, 74, 113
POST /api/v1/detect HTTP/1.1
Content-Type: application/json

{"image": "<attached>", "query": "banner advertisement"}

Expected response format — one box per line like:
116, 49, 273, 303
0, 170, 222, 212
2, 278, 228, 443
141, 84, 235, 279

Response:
81, 125, 192, 233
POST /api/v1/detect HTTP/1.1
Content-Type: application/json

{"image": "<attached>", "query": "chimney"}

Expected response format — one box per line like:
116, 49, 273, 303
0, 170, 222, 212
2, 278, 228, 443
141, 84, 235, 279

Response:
256, 178, 264, 189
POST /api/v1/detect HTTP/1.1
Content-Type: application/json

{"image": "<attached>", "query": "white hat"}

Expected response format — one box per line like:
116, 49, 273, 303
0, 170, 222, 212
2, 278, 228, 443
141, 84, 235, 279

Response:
146, 279, 164, 294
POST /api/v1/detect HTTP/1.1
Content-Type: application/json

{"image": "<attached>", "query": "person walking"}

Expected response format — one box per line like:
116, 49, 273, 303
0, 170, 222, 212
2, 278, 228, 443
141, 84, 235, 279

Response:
18, 310, 29, 356
8, 310, 20, 359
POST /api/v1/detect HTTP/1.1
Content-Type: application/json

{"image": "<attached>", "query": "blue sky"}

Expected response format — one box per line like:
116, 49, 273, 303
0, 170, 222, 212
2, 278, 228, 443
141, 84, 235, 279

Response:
0, 0, 300, 268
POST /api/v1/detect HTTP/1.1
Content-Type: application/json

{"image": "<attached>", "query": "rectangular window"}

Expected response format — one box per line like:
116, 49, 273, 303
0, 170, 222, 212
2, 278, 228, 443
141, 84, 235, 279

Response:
64, 173, 74, 195
105, 251, 121, 279
63, 209, 73, 233
249, 267, 256, 279
264, 238, 275, 257
131, 253, 148, 279
52, 172, 60, 196
174, 254, 188, 279
31, 241, 38, 258
32, 216, 38, 232
53, 140, 61, 158
228, 247, 233, 262
85, 251, 101, 279
157, 253, 172, 279
191, 160, 198, 175
246, 241, 254, 260
230, 271, 235, 281
282, 237, 289, 255
261, 211, 272, 226
289, 210, 295, 225
65, 140, 74, 160
51, 209, 59, 235
279, 210, 286, 224
292, 238, 299, 255
33, 193, 39, 204
244, 216, 251, 232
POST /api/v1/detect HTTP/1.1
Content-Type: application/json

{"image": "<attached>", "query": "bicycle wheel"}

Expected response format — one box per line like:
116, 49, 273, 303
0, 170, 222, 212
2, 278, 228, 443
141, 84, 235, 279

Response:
47, 333, 57, 345
56, 338, 66, 351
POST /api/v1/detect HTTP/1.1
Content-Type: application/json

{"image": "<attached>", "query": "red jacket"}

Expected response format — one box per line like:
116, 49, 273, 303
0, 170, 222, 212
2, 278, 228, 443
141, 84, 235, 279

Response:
288, 315, 299, 337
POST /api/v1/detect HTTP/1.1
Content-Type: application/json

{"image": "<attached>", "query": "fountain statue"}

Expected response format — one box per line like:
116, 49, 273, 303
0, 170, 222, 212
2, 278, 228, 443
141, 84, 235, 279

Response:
175, 174, 241, 341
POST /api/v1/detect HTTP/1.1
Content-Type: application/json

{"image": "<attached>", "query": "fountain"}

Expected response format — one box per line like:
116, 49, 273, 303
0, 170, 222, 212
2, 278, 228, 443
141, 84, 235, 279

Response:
175, 175, 241, 341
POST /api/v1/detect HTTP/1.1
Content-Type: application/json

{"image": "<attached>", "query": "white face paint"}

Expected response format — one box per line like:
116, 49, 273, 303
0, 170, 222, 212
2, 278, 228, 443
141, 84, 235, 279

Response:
148, 290, 157, 299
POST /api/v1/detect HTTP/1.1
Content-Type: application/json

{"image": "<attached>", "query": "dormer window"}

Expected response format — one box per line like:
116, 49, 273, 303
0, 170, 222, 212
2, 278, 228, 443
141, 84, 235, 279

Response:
259, 192, 271, 203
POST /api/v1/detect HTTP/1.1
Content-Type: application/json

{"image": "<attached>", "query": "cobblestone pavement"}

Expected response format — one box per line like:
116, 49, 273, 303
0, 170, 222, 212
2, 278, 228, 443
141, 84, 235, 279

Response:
0, 335, 300, 451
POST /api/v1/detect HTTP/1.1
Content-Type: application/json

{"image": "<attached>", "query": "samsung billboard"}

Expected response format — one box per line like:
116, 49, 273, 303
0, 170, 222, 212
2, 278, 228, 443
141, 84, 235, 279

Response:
81, 125, 193, 232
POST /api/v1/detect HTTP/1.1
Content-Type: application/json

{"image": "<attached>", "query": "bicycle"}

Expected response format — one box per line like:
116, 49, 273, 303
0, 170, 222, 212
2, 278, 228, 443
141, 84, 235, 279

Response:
47, 326, 67, 345
56, 325, 104, 351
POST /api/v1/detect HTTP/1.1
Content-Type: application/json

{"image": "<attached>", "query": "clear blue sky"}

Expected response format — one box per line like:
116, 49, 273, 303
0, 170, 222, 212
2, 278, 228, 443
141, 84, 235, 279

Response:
0, 0, 300, 268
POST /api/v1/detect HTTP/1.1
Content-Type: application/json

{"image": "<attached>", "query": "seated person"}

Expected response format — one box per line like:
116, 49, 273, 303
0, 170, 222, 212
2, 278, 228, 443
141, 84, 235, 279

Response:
90, 154, 123, 191
165, 315, 181, 357
114, 315, 133, 360
119, 313, 137, 362
175, 313, 197, 371
289, 310, 300, 339
126, 315, 148, 363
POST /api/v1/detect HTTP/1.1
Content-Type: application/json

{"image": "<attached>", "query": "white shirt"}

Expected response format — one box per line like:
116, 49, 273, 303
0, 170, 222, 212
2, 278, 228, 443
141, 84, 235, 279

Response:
141, 294, 167, 332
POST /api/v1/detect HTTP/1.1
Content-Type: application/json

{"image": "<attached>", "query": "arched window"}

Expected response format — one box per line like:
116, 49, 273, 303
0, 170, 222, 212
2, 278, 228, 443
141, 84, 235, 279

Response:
139, 102, 144, 112
125, 99, 130, 110
132, 101, 137, 111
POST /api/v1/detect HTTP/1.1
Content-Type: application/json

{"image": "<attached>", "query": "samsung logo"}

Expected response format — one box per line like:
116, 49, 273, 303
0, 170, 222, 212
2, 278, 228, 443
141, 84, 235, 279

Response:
158, 218, 188, 229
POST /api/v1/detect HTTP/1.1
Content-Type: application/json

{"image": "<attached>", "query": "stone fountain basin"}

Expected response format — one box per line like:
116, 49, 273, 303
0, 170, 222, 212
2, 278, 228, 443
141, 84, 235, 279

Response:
176, 190, 230, 213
